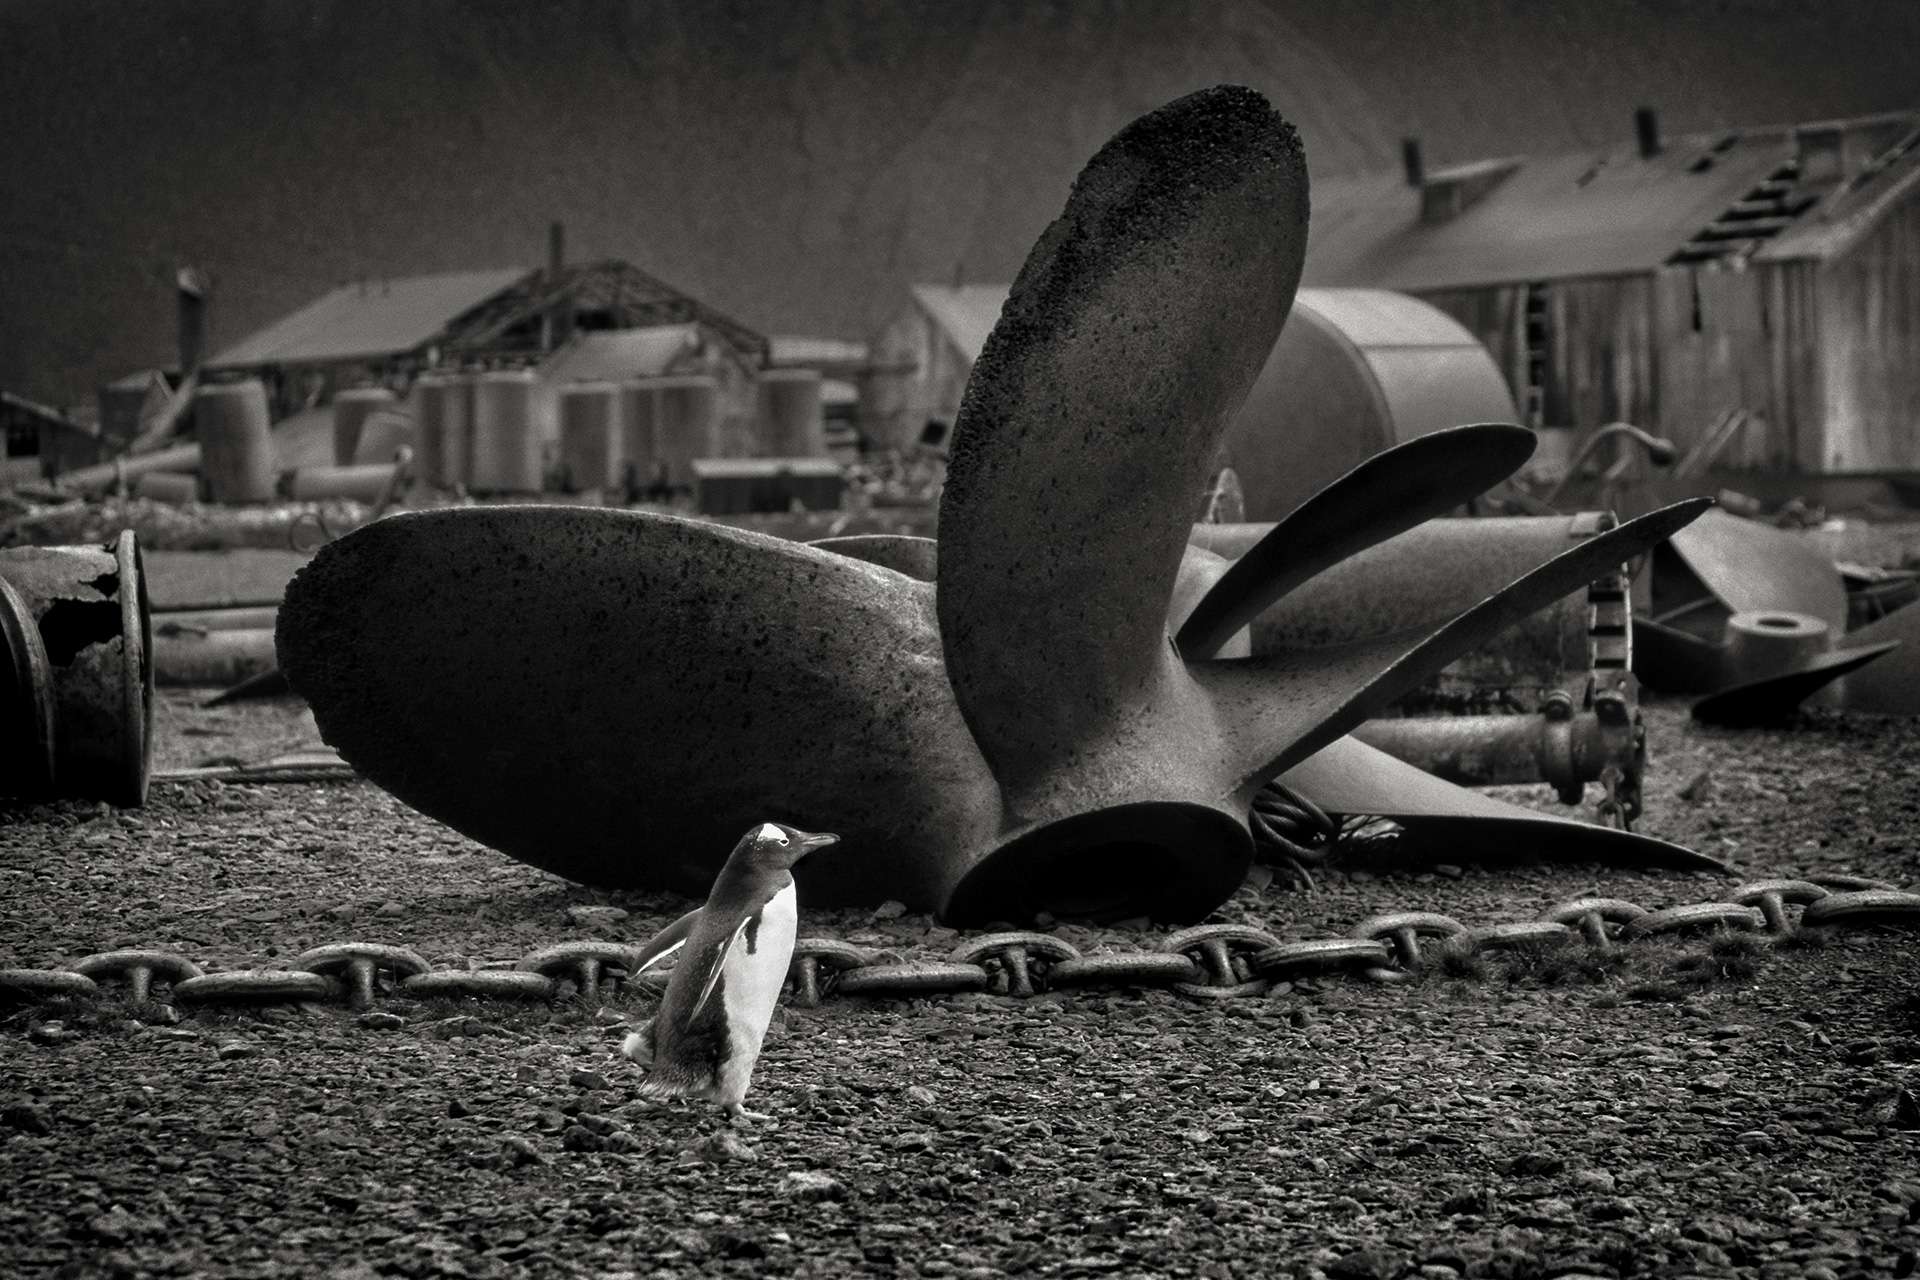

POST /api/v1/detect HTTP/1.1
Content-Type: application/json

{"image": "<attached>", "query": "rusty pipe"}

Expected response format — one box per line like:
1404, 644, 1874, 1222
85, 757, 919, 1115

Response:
1351, 690, 1641, 807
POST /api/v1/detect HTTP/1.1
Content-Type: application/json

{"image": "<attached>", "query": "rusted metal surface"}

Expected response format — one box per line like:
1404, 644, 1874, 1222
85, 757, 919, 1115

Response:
280, 88, 1711, 923
0, 574, 57, 797
0, 530, 153, 805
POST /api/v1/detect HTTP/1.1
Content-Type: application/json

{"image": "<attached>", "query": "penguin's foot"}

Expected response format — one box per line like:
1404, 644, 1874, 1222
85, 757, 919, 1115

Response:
725, 1103, 773, 1127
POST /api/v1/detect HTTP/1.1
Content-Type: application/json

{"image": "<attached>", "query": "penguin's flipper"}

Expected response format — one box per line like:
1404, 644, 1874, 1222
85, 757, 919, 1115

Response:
632, 908, 703, 974
688, 915, 756, 1022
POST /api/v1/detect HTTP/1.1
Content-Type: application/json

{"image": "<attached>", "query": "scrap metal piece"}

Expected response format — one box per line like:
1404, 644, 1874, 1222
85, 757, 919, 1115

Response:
0, 575, 57, 797
0, 530, 153, 805
1663, 509, 1847, 633
1824, 596, 1920, 715
1692, 641, 1899, 727
1351, 693, 1637, 807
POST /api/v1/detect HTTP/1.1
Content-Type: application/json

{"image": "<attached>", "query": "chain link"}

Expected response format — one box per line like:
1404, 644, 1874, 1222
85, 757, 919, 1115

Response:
3, 883, 1916, 1016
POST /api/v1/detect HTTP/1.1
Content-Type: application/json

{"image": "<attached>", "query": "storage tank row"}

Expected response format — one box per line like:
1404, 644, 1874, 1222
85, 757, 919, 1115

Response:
401, 370, 827, 496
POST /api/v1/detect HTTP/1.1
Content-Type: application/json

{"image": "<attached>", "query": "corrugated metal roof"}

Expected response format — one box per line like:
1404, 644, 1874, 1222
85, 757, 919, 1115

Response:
911, 285, 1009, 363
207, 268, 530, 368
1304, 134, 1789, 290
1759, 132, 1920, 261
769, 335, 869, 367
537, 326, 702, 383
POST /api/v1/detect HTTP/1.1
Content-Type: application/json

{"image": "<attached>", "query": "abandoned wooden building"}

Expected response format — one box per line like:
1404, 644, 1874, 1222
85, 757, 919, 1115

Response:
1306, 108, 1920, 476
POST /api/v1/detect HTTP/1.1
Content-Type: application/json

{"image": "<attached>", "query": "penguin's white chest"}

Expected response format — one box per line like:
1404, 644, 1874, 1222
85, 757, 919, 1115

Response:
722, 882, 797, 1048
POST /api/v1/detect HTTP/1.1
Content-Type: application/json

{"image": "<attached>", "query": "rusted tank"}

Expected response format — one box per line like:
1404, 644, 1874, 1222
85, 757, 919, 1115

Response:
194, 380, 276, 504
557, 382, 622, 492
619, 380, 661, 495
0, 531, 153, 805
469, 370, 541, 493
1215, 288, 1520, 520
415, 374, 473, 488
651, 375, 720, 489
756, 369, 825, 458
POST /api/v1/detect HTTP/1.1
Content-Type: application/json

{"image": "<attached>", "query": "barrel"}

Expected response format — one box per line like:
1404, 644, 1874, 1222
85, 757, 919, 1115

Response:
757, 368, 826, 457
469, 370, 541, 493
133, 471, 201, 503
194, 380, 276, 504
332, 387, 396, 467
557, 382, 621, 493
652, 375, 720, 489
619, 379, 662, 497
0, 530, 152, 805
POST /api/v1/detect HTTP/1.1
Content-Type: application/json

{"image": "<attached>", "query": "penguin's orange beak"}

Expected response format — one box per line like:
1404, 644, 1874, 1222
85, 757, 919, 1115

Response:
788, 829, 839, 864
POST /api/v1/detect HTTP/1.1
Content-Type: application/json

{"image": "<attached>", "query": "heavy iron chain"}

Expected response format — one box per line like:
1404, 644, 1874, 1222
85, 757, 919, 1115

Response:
2, 877, 1915, 1015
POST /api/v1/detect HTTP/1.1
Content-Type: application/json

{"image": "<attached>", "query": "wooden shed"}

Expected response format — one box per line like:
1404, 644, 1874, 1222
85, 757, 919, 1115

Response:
1307, 109, 1920, 477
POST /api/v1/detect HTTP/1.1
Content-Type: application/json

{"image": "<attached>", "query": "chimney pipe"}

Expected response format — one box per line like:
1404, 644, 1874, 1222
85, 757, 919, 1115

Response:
175, 265, 208, 374
1402, 137, 1425, 188
1635, 106, 1661, 159
547, 221, 565, 283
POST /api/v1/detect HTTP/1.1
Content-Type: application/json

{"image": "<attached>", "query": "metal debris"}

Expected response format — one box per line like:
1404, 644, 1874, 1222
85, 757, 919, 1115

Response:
0, 529, 153, 805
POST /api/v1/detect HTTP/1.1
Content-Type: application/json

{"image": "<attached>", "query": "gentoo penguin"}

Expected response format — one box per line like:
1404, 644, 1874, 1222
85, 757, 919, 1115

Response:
620, 822, 837, 1123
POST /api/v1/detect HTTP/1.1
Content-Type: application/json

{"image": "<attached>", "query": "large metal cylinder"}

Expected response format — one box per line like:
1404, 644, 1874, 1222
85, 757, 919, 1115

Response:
1216, 288, 1520, 520
417, 374, 474, 488
557, 382, 621, 492
1189, 514, 1609, 698
619, 380, 661, 496
652, 375, 720, 489
287, 462, 402, 503
469, 370, 541, 493
0, 530, 153, 805
350, 403, 414, 466
756, 368, 826, 457
332, 387, 396, 467
194, 380, 276, 504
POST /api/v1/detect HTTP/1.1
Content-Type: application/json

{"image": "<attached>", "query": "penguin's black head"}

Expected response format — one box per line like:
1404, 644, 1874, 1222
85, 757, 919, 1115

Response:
745, 821, 839, 870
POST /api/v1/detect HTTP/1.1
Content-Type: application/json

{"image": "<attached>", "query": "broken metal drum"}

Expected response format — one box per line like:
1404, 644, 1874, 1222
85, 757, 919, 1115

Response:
0, 530, 153, 805
1214, 288, 1520, 521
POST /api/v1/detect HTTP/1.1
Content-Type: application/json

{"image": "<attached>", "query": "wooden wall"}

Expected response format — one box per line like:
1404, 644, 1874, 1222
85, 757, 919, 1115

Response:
1814, 197, 1920, 470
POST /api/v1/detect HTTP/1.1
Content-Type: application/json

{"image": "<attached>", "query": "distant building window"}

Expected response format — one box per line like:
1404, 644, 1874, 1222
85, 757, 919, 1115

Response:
6, 421, 39, 457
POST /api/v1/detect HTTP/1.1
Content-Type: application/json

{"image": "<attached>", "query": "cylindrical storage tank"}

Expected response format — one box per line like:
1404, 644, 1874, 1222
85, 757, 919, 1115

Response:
350, 403, 415, 466
194, 379, 277, 504
619, 379, 661, 497
333, 387, 396, 467
652, 375, 720, 489
557, 382, 622, 493
414, 374, 471, 487
756, 368, 826, 457
469, 370, 541, 493
1216, 288, 1520, 521
0, 530, 153, 805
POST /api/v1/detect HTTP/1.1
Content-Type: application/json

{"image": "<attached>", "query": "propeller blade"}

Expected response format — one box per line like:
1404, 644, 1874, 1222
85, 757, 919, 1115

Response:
936, 86, 1309, 798
1176, 423, 1536, 658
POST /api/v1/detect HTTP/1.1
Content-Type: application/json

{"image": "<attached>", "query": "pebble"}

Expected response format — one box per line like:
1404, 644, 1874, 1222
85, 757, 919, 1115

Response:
565, 905, 629, 927
782, 1170, 847, 1201
500, 1135, 543, 1167
569, 1068, 611, 1091
688, 1130, 757, 1163
871, 900, 907, 921
216, 1041, 259, 1060
356, 1012, 405, 1031
1, 1102, 52, 1135
375, 901, 405, 918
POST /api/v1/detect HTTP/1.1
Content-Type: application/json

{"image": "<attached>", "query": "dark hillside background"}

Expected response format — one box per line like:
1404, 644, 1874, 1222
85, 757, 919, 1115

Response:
4, 0, 1919, 405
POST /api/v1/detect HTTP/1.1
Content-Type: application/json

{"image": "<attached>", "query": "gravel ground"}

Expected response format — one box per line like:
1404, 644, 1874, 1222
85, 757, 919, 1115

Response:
2, 696, 1917, 1278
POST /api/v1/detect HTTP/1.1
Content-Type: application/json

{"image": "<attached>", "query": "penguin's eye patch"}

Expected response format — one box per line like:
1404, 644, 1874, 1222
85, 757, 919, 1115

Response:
756, 821, 790, 845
